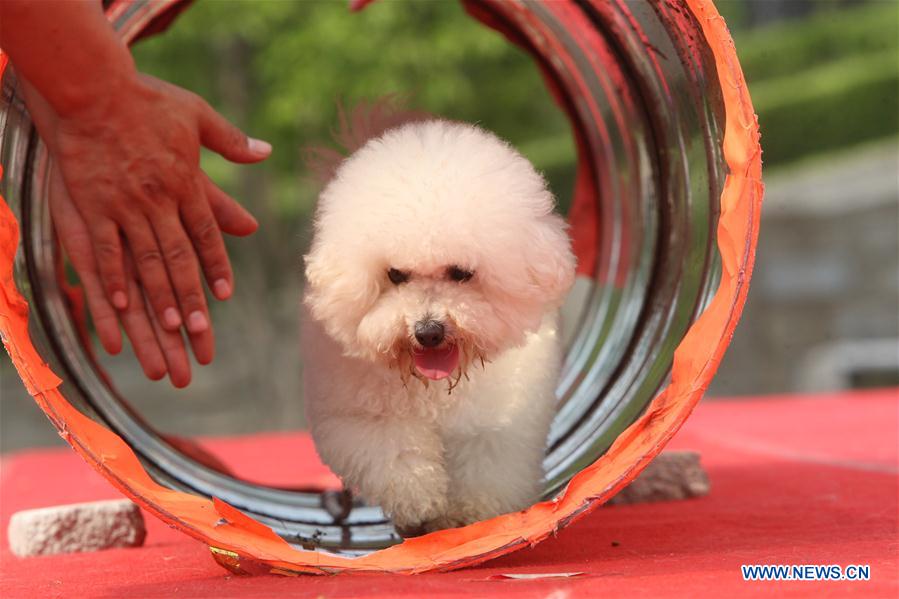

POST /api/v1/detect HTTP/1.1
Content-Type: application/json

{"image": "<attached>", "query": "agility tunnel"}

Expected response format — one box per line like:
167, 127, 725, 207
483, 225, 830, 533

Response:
0, 0, 761, 574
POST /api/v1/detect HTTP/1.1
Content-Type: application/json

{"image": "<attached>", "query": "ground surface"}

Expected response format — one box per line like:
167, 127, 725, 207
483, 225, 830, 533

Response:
1, 388, 896, 598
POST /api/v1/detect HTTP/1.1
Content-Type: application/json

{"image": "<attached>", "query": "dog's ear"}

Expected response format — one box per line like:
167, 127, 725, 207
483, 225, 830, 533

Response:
304, 242, 380, 348
523, 214, 577, 306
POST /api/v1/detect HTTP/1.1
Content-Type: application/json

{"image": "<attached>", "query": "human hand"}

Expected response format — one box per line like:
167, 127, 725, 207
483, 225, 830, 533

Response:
49, 166, 195, 386
48, 159, 262, 386
36, 72, 268, 337
3, 1, 266, 385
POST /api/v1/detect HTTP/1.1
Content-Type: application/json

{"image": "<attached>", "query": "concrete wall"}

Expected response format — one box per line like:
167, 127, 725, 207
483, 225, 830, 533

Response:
709, 140, 898, 396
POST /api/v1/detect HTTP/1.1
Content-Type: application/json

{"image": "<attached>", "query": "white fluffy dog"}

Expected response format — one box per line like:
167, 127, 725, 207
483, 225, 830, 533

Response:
302, 114, 576, 535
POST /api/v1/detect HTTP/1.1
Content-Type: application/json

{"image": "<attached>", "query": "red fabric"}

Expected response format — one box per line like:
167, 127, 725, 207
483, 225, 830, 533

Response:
1, 389, 896, 598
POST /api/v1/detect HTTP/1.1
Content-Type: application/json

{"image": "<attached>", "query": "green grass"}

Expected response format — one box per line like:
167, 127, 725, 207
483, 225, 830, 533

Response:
733, 1, 898, 85
520, 2, 899, 172
751, 50, 898, 165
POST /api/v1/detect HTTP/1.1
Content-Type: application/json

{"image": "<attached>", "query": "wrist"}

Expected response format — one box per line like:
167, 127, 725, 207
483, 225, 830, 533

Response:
50, 49, 139, 120
0, 0, 139, 119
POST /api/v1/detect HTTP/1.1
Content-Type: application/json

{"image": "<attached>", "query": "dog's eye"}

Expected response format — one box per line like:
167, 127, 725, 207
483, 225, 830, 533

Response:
447, 266, 474, 283
387, 268, 410, 285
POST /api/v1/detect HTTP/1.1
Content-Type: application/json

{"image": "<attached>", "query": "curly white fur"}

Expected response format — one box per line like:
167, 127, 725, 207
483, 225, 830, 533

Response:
302, 118, 576, 535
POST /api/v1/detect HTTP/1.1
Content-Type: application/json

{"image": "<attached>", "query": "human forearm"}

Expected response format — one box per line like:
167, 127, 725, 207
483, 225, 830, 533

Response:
0, 0, 136, 117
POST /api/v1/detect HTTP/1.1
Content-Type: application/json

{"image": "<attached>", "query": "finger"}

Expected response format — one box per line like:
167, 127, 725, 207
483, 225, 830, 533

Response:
120, 216, 183, 331
179, 183, 233, 301
204, 175, 258, 237
89, 219, 129, 311
186, 318, 215, 366
196, 99, 271, 164
152, 214, 210, 335
49, 171, 122, 354
143, 293, 193, 388
123, 249, 191, 387
78, 269, 123, 355
118, 261, 168, 382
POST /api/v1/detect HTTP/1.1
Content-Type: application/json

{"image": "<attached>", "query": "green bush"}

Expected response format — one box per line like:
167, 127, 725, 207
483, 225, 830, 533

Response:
751, 50, 898, 165
132, 0, 570, 217
130, 0, 897, 200
734, 1, 898, 85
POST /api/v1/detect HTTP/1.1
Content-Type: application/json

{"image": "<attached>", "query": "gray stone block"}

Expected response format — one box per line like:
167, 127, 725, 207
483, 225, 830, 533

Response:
608, 451, 710, 505
8, 499, 146, 557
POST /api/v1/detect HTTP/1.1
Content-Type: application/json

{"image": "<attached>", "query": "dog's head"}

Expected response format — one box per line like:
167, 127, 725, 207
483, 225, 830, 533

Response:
304, 120, 576, 386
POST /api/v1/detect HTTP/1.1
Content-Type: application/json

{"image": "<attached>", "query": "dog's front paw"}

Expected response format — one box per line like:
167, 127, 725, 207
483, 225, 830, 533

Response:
390, 493, 449, 538
398, 513, 469, 537
394, 522, 429, 538
420, 512, 472, 534
427, 491, 535, 534
383, 458, 450, 538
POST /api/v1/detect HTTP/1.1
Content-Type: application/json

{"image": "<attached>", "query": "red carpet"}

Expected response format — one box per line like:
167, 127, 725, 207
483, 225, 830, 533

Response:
1, 388, 896, 598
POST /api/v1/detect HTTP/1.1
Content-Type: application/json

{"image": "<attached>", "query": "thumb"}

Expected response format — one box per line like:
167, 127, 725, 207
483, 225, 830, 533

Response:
197, 100, 271, 164
204, 175, 259, 237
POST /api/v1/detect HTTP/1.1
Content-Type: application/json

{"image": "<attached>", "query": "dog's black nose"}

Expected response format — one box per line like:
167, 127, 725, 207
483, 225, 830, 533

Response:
414, 320, 445, 348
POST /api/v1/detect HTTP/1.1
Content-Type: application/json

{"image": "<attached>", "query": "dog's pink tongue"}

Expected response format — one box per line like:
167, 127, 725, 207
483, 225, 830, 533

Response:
413, 345, 460, 381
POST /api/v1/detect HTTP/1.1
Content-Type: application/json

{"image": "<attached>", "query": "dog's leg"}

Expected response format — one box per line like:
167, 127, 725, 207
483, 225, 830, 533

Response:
309, 414, 450, 535
430, 320, 562, 531
433, 421, 548, 531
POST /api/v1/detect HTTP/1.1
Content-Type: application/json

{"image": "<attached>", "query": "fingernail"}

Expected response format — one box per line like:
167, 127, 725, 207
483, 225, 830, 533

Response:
187, 311, 209, 333
248, 138, 272, 155
163, 308, 182, 329
112, 291, 128, 310
213, 279, 232, 300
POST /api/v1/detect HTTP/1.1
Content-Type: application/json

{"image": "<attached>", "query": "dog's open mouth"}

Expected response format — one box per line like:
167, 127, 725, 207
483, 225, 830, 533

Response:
412, 344, 460, 381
